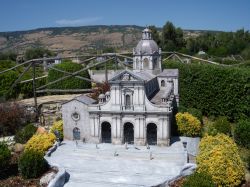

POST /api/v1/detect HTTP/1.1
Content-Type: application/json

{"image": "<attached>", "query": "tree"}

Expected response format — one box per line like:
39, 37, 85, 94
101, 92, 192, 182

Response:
162, 21, 184, 51
148, 25, 161, 46
24, 47, 54, 60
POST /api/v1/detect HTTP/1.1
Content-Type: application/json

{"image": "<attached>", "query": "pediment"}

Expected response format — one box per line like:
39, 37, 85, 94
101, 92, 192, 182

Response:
109, 70, 144, 82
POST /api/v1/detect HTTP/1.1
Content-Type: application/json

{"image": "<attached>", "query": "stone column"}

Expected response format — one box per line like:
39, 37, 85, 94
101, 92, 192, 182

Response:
112, 115, 122, 144
158, 115, 170, 146
134, 115, 146, 146
90, 114, 100, 143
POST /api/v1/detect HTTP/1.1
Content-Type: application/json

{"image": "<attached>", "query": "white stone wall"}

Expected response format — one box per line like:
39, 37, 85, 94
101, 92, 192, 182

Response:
62, 100, 91, 141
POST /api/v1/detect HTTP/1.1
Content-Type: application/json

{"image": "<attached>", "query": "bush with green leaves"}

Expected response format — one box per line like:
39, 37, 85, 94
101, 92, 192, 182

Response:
212, 116, 231, 135
234, 119, 250, 148
0, 142, 11, 171
18, 149, 48, 179
163, 61, 250, 121
14, 124, 37, 144
196, 134, 245, 186
182, 172, 215, 187
47, 61, 91, 90
176, 112, 202, 137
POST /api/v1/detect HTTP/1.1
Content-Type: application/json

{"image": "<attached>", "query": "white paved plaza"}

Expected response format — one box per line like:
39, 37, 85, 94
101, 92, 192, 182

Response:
46, 141, 187, 187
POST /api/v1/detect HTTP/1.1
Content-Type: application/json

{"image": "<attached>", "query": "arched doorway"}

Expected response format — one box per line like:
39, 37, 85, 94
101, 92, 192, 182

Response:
101, 122, 111, 143
161, 80, 165, 87
73, 127, 80, 140
124, 122, 134, 144
147, 123, 157, 145
143, 58, 149, 69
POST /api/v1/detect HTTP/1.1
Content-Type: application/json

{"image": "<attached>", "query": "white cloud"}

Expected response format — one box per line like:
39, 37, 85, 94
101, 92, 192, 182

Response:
55, 17, 102, 26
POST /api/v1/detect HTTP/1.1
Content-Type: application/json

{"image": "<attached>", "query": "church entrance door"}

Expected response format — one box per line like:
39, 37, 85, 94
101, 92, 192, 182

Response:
124, 122, 134, 144
101, 122, 111, 143
147, 123, 157, 145
73, 127, 80, 140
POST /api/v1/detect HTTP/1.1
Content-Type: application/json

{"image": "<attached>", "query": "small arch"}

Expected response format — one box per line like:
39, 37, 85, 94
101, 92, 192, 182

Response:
124, 122, 134, 144
143, 58, 149, 69
73, 127, 80, 140
147, 123, 157, 145
161, 80, 165, 87
101, 122, 111, 143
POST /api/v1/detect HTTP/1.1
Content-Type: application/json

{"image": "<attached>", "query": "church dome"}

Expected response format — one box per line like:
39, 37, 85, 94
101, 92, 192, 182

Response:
134, 28, 159, 55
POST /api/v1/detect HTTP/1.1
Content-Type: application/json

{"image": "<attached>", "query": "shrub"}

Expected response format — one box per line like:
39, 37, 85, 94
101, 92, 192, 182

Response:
91, 81, 110, 100
0, 103, 29, 136
14, 124, 37, 144
196, 134, 245, 186
163, 61, 250, 121
182, 172, 215, 187
47, 61, 91, 90
234, 119, 250, 148
18, 149, 48, 179
0, 142, 11, 171
212, 116, 231, 135
176, 112, 202, 137
50, 120, 63, 140
186, 108, 202, 122
25, 133, 56, 154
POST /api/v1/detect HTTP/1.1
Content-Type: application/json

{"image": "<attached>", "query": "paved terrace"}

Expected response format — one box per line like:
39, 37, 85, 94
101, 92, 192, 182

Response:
46, 141, 187, 187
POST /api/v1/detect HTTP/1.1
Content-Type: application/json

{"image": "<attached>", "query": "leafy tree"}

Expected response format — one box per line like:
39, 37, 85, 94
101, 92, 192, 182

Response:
24, 47, 54, 60
148, 25, 161, 46
162, 21, 185, 51
0, 51, 17, 61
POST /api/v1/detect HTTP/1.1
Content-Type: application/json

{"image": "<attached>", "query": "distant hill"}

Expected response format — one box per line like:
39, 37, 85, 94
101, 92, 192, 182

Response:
0, 25, 214, 55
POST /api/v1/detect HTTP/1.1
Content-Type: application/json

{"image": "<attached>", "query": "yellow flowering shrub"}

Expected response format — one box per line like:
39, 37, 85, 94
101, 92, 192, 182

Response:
25, 132, 56, 154
175, 112, 201, 137
50, 120, 63, 140
196, 134, 245, 187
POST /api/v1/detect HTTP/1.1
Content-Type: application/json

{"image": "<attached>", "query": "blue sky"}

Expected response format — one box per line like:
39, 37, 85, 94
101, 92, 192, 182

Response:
0, 0, 249, 32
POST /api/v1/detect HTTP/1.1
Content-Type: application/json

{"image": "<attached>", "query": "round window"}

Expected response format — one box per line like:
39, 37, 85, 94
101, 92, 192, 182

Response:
71, 112, 80, 121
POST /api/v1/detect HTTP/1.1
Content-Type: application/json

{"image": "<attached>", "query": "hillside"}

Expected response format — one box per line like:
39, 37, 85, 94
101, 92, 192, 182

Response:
0, 25, 204, 55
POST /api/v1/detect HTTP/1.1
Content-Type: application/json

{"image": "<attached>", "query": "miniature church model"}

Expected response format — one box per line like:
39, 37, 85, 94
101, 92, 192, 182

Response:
62, 28, 179, 146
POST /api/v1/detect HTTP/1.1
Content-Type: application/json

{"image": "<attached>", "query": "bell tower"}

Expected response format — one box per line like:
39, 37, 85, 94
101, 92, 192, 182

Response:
133, 28, 162, 75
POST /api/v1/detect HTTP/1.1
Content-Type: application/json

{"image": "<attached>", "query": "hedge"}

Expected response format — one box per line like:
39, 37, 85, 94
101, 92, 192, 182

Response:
163, 61, 250, 121
47, 61, 91, 90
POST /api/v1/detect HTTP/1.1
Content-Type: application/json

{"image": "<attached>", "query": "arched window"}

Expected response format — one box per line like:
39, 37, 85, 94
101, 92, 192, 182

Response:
73, 127, 80, 140
161, 80, 165, 87
143, 58, 149, 69
125, 95, 131, 109
136, 58, 140, 69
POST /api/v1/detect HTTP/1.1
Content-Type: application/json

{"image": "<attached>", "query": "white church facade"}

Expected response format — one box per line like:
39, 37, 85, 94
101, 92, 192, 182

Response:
62, 28, 179, 146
